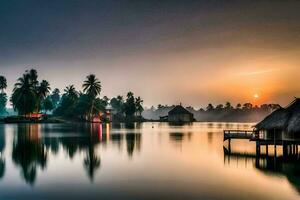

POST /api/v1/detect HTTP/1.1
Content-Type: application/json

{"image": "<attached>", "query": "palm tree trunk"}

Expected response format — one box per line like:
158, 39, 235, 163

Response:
90, 99, 95, 122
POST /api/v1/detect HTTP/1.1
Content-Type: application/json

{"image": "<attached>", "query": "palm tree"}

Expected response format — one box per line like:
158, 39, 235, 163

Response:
36, 80, 51, 112
0, 76, 7, 94
82, 75, 101, 120
135, 96, 144, 117
0, 93, 8, 115
26, 69, 39, 88
37, 80, 51, 99
11, 74, 37, 116
50, 88, 61, 107
82, 74, 101, 97
124, 92, 136, 117
64, 85, 78, 100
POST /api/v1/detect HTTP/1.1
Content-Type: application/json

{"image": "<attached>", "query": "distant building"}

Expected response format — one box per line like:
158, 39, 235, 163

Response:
91, 104, 115, 123
105, 104, 114, 122
168, 104, 194, 123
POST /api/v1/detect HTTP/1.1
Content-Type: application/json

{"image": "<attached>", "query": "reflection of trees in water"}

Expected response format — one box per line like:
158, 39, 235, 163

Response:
207, 132, 213, 144
11, 123, 142, 185
123, 123, 135, 129
12, 124, 47, 185
0, 158, 4, 180
224, 147, 300, 194
44, 137, 59, 155
110, 134, 124, 150
169, 132, 193, 143
0, 125, 5, 180
126, 133, 141, 157
84, 146, 100, 182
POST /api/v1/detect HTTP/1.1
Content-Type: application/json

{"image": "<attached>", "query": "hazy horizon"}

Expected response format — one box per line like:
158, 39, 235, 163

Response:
1, 0, 300, 108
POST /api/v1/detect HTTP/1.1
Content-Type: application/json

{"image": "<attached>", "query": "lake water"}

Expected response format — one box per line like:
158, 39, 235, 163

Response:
0, 122, 299, 200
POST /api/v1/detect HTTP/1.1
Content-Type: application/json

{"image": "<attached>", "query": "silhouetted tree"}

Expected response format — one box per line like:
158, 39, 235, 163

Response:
215, 104, 224, 111
0, 76, 7, 94
54, 85, 79, 117
50, 88, 61, 108
37, 80, 51, 112
225, 102, 233, 110
135, 96, 144, 116
123, 92, 136, 117
206, 103, 214, 111
110, 95, 124, 114
11, 73, 37, 115
42, 96, 54, 114
243, 103, 253, 110
11, 70, 52, 116
82, 74, 101, 120
83, 74, 101, 97
0, 76, 7, 115
26, 69, 39, 89
0, 93, 7, 115
64, 85, 78, 100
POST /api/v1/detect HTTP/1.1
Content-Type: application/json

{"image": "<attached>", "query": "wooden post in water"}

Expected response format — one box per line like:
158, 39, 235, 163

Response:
283, 141, 287, 158
273, 129, 276, 155
256, 141, 260, 155
293, 144, 296, 155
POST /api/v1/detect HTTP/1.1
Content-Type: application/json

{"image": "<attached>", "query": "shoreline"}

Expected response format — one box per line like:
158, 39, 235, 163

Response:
0, 118, 258, 124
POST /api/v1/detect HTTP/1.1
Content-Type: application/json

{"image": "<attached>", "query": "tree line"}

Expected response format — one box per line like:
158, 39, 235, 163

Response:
0, 69, 144, 121
0, 69, 282, 122
143, 102, 281, 122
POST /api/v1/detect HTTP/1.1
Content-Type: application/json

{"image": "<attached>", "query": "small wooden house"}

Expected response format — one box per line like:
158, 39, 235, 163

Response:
168, 105, 194, 123
254, 98, 300, 140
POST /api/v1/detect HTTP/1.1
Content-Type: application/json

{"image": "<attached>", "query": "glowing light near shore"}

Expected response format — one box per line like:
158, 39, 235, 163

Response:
254, 94, 259, 99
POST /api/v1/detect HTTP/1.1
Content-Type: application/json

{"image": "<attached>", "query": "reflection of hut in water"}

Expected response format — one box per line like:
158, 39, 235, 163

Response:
224, 147, 300, 194
256, 155, 300, 194
255, 98, 300, 140
170, 132, 185, 141
167, 104, 194, 123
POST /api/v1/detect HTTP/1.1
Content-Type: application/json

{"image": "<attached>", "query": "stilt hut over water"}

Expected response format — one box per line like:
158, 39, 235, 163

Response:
254, 98, 300, 141
168, 104, 194, 123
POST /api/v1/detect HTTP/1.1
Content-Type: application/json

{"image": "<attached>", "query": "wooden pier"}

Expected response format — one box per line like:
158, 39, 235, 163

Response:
223, 130, 256, 141
224, 129, 300, 157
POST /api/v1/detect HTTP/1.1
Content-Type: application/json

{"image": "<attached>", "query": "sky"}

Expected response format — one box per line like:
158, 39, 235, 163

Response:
1, 0, 300, 108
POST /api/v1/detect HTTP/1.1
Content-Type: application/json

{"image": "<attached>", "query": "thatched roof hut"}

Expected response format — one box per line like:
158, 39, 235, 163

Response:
168, 105, 192, 116
287, 111, 300, 133
255, 108, 287, 130
168, 105, 194, 123
255, 98, 300, 133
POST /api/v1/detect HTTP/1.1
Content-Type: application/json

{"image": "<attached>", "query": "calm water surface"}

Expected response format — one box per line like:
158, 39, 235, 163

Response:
0, 122, 299, 200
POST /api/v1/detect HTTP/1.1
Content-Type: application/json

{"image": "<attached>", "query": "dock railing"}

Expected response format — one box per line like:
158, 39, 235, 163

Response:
223, 130, 256, 141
